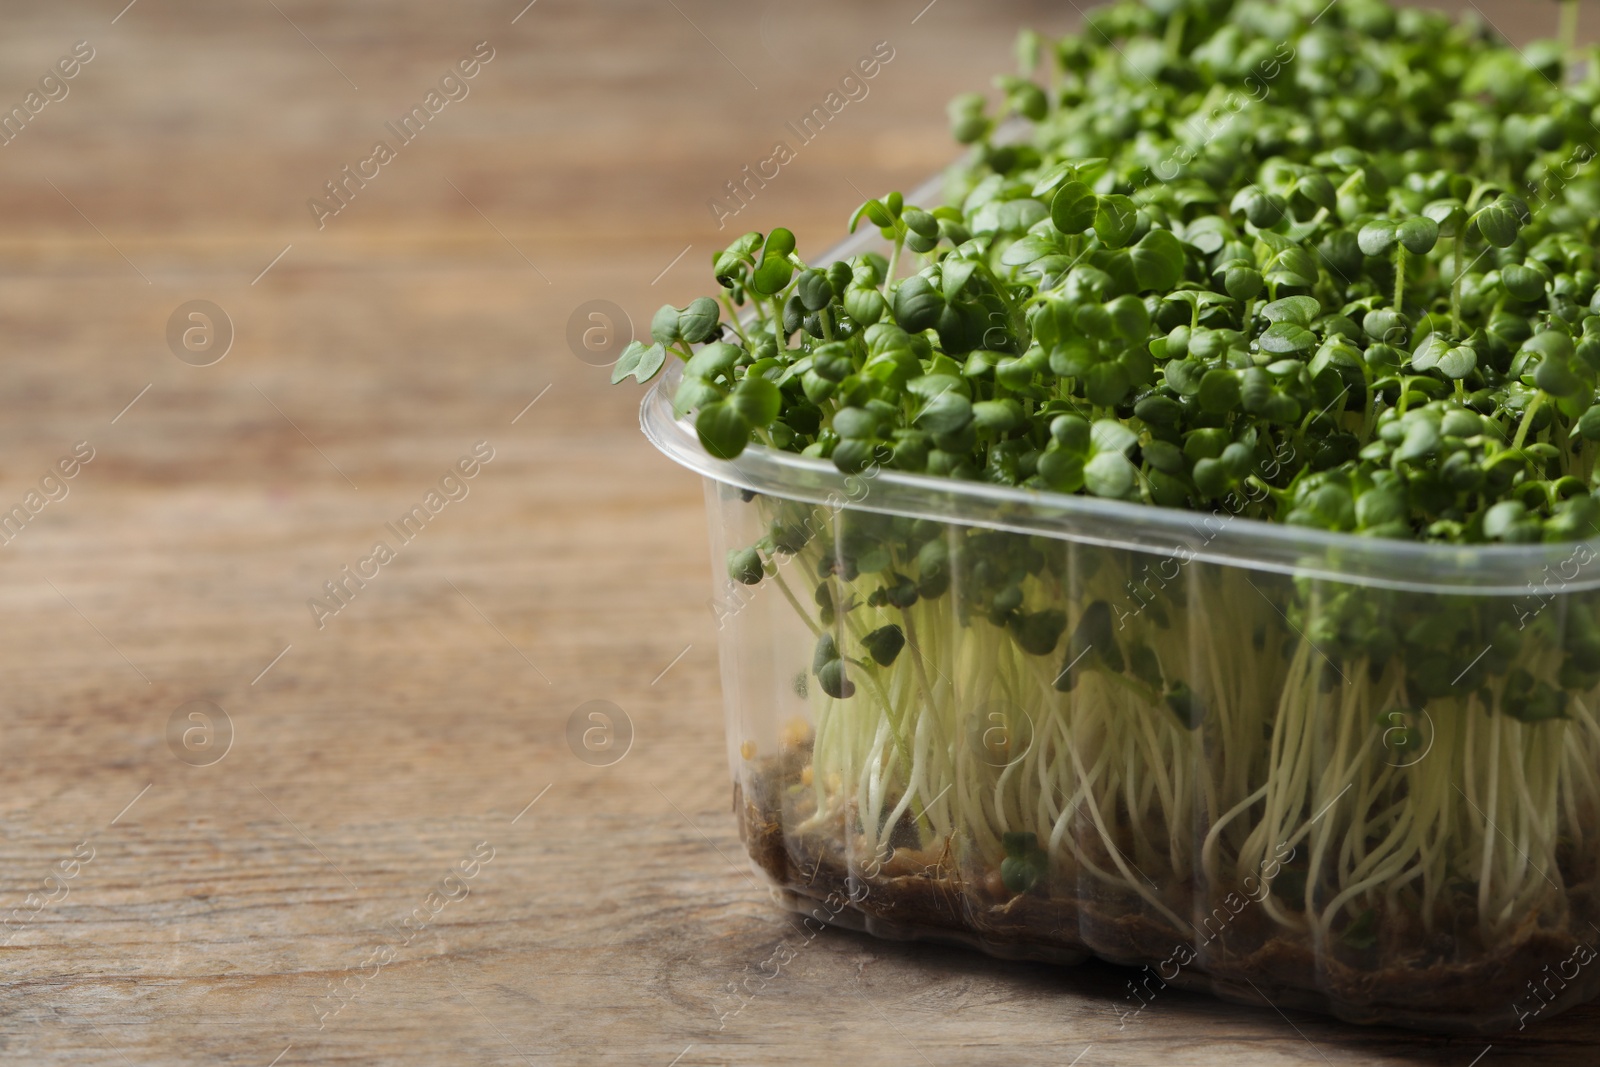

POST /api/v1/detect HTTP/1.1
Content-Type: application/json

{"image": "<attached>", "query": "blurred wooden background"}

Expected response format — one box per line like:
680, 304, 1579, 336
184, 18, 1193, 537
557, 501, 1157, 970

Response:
0, 0, 1592, 1063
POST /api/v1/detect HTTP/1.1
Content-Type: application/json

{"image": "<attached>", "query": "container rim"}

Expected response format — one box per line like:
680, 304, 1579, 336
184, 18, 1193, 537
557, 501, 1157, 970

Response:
638, 178, 1600, 598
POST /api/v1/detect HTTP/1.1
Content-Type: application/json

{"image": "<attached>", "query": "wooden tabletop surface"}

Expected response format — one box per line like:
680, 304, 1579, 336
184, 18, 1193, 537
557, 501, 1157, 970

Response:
0, 0, 1593, 1063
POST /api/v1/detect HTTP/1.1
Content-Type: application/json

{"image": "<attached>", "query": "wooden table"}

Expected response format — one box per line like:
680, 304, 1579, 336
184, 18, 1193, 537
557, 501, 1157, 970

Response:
0, 0, 1592, 1063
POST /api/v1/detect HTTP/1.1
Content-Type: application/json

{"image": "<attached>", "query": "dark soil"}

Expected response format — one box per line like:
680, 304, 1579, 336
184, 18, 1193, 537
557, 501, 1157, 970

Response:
734, 762, 1600, 1034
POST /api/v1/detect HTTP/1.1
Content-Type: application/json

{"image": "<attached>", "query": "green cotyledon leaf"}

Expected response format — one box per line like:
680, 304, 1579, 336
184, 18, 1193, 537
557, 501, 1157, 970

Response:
598, 0, 1600, 558
696, 401, 751, 460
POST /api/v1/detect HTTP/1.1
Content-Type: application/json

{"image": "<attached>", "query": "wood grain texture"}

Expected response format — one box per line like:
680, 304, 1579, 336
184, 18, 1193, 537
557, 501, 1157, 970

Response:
0, 0, 1593, 1063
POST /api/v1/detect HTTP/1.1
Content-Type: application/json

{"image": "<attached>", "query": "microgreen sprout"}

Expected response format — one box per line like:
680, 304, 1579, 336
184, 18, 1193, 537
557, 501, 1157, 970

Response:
620, 0, 1600, 1028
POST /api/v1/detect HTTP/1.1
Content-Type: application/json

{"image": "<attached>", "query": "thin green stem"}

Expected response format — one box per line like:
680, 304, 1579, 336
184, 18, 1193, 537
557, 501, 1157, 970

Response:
721, 295, 751, 345
1514, 391, 1547, 450
772, 568, 823, 639
1393, 244, 1408, 312
747, 289, 770, 327
1452, 228, 1465, 336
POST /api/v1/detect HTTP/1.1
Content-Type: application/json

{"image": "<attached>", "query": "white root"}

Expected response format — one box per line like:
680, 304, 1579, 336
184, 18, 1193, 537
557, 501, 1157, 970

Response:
768, 513, 1590, 960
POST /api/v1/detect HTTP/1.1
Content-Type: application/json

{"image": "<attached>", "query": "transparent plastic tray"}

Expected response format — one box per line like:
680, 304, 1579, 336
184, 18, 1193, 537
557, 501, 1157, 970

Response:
641, 220, 1600, 1034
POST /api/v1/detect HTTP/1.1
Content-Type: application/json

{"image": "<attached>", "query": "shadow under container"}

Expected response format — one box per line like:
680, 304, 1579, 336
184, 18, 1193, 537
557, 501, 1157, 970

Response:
644, 362, 1600, 1034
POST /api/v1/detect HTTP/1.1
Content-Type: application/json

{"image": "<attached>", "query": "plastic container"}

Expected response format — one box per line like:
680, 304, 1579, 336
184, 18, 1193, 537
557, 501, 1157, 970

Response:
640, 239, 1600, 1036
